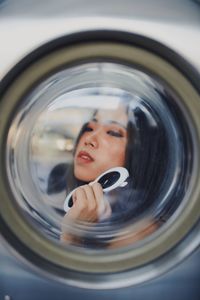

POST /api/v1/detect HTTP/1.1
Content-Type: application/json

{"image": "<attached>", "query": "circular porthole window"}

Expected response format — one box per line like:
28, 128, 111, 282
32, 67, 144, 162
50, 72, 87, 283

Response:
0, 31, 200, 289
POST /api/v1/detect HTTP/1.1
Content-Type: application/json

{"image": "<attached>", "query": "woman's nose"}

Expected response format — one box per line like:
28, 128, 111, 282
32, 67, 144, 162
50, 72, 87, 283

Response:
84, 130, 99, 148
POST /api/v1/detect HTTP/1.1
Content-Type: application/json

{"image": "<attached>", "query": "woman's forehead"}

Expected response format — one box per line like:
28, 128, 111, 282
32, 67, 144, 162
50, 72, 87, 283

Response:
93, 106, 128, 127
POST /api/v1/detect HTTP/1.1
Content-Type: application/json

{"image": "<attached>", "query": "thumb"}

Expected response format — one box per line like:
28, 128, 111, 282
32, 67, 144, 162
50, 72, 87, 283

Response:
98, 200, 112, 221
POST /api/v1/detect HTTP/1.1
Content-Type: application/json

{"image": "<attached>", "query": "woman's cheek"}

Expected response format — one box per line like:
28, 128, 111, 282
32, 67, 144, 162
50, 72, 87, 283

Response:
114, 142, 127, 164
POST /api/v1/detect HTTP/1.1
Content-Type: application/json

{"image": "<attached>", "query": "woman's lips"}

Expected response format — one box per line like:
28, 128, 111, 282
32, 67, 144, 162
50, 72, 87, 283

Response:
76, 151, 94, 163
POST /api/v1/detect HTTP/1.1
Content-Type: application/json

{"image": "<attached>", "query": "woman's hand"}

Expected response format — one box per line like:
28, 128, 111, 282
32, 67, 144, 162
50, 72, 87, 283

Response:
61, 183, 111, 243
67, 182, 111, 222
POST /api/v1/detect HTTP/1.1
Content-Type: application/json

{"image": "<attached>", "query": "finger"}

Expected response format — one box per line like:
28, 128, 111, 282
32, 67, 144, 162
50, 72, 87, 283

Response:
66, 187, 88, 220
73, 187, 88, 212
72, 187, 98, 222
100, 200, 112, 220
81, 185, 97, 213
91, 182, 106, 217
91, 182, 103, 206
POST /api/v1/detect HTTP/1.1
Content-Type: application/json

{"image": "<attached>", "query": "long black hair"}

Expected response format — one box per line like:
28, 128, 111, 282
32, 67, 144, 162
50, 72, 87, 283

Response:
123, 101, 169, 219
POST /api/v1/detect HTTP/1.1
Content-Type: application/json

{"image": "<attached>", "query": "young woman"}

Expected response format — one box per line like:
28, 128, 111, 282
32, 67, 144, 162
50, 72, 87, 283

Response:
60, 98, 168, 246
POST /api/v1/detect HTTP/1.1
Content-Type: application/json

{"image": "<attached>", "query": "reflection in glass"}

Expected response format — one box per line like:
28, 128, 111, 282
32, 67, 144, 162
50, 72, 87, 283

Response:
6, 62, 192, 248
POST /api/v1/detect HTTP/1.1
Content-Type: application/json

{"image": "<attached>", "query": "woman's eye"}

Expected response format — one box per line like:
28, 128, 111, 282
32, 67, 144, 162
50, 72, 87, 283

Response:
84, 126, 93, 132
107, 130, 123, 137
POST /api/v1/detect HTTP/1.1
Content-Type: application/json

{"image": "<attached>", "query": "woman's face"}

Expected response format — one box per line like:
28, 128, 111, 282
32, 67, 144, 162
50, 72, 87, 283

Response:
74, 105, 128, 182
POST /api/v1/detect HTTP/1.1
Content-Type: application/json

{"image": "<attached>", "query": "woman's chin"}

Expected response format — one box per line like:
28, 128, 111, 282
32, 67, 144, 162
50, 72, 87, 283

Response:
74, 171, 95, 183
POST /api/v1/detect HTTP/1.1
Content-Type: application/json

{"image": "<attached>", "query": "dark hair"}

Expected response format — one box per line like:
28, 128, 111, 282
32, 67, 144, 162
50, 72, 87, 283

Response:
124, 101, 168, 219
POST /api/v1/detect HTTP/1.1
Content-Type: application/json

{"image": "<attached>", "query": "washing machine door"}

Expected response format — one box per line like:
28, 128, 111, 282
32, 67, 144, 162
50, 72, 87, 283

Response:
0, 0, 200, 299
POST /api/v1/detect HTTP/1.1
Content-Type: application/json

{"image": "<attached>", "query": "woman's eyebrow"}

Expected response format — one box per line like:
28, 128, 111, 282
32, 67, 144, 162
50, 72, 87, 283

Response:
91, 118, 126, 129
